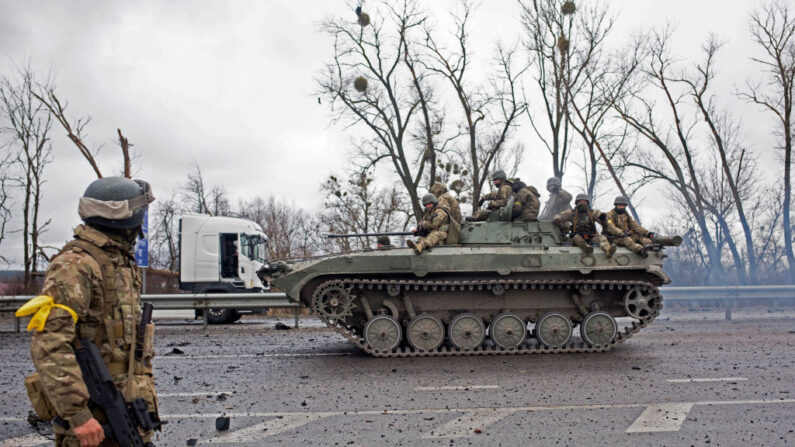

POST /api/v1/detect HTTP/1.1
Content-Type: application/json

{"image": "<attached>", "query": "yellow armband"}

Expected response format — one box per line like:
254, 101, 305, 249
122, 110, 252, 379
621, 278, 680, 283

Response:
15, 295, 78, 332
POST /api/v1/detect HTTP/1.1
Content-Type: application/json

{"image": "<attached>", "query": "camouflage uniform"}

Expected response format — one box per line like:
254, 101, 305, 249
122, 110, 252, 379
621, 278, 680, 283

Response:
554, 208, 614, 256
415, 206, 451, 250
430, 182, 462, 223
512, 183, 541, 222
603, 209, 652, 255
472, 182, 514, 221
539, 188, 573, 221
31, 224, 158, 446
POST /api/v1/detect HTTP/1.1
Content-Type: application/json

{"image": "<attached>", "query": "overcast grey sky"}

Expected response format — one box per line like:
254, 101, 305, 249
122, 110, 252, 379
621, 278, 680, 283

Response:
0, 0, 777, 266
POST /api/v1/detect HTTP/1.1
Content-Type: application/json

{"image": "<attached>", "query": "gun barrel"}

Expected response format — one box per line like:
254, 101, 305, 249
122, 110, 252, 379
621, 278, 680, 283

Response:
326, 232, 413, 239
652, 235, 682, 246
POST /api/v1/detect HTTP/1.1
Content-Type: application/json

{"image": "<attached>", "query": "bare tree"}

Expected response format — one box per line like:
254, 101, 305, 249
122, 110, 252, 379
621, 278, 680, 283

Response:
320, 171, 411, 251
0, 151, 13, 264
422, 2, 529, 211
739, 1, 795, 282
0, 66, 54, 282
318, 0, 438, 221
520, 0, 611, 180
683, 37, 760, 283
563, 34, 646, 219
237, 196, 319, 261
613, 28, 729, 283
149, 193, 181, 272
180, 162, 230, 216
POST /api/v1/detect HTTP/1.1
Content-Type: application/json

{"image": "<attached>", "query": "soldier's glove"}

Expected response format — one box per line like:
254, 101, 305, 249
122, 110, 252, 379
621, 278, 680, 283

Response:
478, 198, 485, 207
648, 232, 655, 239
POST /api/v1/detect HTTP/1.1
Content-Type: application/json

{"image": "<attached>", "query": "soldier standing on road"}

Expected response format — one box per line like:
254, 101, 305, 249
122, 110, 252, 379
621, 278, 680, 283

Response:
20, 177, 158, 447
466, 170, 514, 221
539, 177, 572, 221
407, 194, 458, 255
602, 195, 655, 258
554, 193, 616, 257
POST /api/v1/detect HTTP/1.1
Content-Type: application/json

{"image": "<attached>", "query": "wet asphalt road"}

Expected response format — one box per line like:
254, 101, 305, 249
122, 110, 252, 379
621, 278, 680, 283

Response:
1, 310, 793, 447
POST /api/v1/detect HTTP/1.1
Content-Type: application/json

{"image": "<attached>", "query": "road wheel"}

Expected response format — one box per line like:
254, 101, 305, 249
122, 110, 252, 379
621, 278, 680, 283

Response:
364, 315, 402, 352
490, 313, 527, 349
580, 311, 617, 346
535, 312, 572, 348
448, 313, 486, 350
407, 314, 445, 351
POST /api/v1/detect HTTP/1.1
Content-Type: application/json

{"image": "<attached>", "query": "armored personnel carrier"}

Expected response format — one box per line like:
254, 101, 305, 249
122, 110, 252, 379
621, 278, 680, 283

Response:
261, 221, 678, 357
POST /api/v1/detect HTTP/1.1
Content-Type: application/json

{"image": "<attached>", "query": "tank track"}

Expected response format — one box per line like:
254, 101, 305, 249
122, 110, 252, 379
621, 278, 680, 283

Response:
312, 277, 662, 358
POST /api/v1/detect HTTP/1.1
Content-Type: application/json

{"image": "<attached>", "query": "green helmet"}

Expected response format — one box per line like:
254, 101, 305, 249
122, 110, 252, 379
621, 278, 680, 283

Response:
574, 193, 589, 203
614, 195, 628, 206
421, 193, 438, 206
79, 177, 155, 229
547, 177, 562, 188
491, 170, 507, 181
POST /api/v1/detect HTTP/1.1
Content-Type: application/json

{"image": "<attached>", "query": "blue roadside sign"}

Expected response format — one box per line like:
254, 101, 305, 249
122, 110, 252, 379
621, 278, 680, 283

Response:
135, 209, 149, 268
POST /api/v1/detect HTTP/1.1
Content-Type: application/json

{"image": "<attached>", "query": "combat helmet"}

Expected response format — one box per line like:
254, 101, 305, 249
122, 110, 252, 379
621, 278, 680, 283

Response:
614, 195, 628, 206
574, 193, 590, 204
79, 177, 155, 229
421, 193, 438, 206
546, 177, 562, 188
491, 170, 507, 181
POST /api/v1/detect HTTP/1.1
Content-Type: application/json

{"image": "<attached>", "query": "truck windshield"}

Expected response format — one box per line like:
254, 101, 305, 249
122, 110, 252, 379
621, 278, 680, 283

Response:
240, 234, 267, 263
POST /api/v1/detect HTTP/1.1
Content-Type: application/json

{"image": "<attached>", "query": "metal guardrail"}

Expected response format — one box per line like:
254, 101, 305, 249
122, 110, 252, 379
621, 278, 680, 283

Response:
0, 292, 300, 333
2, 286, 793, 333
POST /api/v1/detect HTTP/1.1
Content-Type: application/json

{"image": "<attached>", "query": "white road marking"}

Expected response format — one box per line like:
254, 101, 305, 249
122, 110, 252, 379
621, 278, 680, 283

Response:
423, 408, 517, 438
159, 391, 233, 397
165, 397, 795, 419
156, 352, 350, 360
666, 377, 748, 383
414, 385, 500, 391
626, 403, 694, 433
204, 412, 334, 443
0, 433, 50, 447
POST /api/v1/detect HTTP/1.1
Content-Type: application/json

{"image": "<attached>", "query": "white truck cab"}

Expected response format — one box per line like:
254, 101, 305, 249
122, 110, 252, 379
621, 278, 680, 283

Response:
179, 214, 269, 322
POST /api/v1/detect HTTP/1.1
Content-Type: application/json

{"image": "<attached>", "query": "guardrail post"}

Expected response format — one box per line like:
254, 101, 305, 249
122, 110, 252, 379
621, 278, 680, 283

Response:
202, 309, 208, 330
294, 307, 299, 329
14, 315, 20, 333
724, 300, 732, 321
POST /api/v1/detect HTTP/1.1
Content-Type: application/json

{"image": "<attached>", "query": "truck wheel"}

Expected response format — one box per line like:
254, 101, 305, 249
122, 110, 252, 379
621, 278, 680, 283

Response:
206, 308, 240, 324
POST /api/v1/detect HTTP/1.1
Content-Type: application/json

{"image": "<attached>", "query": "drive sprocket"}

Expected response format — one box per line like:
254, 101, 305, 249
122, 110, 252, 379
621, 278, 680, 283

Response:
312, 280, 356, 321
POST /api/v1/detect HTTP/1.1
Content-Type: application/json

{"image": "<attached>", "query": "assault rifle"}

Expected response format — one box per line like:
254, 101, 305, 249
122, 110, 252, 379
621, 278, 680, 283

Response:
61, 338, 163, 447
326, 231, 414, 239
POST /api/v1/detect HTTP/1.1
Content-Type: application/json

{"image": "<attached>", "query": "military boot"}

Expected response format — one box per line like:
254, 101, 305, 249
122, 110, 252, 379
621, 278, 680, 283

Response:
576, 242, 594, 254
406, 240, 423, 255
606, 244, 617, 258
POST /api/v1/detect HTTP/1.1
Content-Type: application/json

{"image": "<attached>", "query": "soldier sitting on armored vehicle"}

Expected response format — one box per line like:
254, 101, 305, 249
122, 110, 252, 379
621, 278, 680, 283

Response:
466, 169, 513, 221
554, 193, 617, 257
539, 176, 572, 220
602, 195, 682, 257
430, 182, 462, 223
407, 194, 459, 255
509, 179, 541, 222
602, 195, 654, 258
